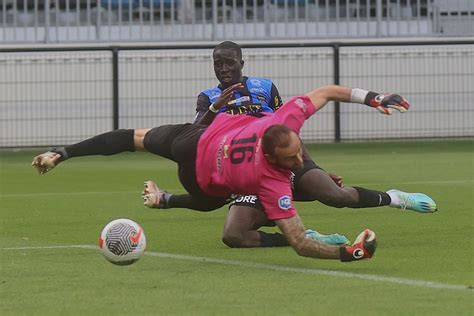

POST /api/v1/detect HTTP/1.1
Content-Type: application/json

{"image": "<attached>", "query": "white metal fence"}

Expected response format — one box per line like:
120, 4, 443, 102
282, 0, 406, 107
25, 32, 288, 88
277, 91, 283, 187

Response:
1, 0, 473, 43
0, 42, 473, 147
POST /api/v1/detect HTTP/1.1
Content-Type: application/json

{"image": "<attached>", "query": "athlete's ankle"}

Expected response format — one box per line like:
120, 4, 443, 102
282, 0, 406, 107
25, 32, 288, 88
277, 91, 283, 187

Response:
387, 190, 400, 207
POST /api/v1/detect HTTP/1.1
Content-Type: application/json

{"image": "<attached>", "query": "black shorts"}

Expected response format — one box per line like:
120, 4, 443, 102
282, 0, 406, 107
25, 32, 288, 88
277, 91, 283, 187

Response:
231, 157, 322, 212
143, 123, 207, 196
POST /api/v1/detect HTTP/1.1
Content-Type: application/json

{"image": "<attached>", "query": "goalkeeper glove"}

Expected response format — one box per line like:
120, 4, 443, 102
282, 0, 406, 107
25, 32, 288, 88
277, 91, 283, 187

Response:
339, 229, 377, 262
365, 92, 410, 115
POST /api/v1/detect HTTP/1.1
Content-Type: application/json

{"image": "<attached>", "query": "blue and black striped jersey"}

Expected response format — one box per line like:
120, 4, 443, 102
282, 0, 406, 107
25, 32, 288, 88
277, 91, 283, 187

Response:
194, 76, 283, 123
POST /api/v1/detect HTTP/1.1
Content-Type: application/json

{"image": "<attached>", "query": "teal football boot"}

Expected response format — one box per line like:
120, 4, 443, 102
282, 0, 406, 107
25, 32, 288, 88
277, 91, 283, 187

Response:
305, 229, 350, 245
387, 189, 438, 213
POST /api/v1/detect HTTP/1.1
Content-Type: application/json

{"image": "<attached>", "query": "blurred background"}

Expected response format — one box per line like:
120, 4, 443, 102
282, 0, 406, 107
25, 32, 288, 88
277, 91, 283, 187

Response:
0, 0, 473, 147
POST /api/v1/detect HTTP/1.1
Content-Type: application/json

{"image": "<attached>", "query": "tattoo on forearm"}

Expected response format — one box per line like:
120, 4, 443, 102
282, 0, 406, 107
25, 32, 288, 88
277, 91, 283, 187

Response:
275, 215, 340, 259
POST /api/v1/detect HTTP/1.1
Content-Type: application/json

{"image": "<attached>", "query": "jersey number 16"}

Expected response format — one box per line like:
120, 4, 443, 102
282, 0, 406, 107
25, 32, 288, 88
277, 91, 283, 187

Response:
230, 134, 257, 164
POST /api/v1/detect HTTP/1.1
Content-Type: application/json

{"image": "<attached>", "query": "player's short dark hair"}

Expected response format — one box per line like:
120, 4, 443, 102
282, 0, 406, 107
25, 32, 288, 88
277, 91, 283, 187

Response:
213, 41, 242, 60
262, 125, 293, 157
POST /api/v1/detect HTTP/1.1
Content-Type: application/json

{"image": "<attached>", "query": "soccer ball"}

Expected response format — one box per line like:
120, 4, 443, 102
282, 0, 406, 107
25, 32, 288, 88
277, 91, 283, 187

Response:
98, 218, 146, 266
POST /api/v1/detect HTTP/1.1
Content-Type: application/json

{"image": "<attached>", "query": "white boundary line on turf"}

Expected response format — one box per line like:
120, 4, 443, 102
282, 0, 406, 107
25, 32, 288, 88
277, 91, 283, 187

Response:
1, 244, 471, 292
1, 179, 472, 198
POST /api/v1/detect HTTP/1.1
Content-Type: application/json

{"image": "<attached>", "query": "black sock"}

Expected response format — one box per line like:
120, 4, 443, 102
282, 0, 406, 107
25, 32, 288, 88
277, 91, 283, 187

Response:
61, 129, 135, 159
353, 187, 391, 208
168, 194, 200, 210
168, 194, 227, 212
258, 231, 288, 247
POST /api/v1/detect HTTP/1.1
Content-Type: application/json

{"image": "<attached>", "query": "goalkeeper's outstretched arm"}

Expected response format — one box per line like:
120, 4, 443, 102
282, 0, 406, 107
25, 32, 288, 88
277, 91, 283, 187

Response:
305, 85, 410, 115
275, 215, 377, 262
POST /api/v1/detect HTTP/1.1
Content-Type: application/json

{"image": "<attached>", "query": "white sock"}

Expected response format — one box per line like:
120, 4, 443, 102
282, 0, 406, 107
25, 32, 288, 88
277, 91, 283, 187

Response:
387, 190, 400, 207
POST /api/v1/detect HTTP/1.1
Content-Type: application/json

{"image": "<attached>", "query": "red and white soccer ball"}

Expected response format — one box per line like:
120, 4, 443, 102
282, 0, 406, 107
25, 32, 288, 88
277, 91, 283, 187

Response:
98, 218, 146, 266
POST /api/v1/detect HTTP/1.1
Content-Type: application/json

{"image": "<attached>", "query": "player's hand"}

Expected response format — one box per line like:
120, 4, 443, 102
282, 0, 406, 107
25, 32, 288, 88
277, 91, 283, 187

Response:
31, 152, 61, 175
142, 180, 159, 208
367, 93, 410, 115
142, 180, 169, 209
328, 173, 343, 187
339, 229, 377, 262
213, 83, 244, 111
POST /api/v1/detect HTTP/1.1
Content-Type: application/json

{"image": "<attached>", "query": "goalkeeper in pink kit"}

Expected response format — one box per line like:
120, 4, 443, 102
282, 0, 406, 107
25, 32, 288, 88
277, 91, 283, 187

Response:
32, 84, 434, 262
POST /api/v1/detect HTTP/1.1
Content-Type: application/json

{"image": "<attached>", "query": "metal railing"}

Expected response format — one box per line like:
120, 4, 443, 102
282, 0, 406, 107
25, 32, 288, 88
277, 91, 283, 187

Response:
1, 40, 473, 147
1, 0, 473, 43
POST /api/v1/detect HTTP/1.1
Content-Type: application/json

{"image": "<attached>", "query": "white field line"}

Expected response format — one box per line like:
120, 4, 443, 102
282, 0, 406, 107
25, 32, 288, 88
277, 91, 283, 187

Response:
1, 180, 472, 198
1, 244, 471, 292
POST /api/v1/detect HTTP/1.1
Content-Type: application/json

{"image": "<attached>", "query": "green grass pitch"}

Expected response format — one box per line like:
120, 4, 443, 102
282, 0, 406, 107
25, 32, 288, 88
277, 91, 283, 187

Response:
1, 140, 473, 315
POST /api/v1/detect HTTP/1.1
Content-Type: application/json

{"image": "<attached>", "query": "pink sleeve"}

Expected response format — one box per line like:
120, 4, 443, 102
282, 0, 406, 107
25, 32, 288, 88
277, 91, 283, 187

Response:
272, 96, 316, 134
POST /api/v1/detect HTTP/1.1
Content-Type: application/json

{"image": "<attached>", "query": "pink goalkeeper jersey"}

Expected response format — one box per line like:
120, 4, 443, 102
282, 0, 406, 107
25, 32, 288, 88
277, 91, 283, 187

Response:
196, 96, 316, 220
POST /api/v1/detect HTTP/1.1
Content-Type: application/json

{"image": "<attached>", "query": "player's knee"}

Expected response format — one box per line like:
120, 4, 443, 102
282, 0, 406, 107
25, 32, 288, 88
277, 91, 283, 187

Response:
133, 128, 149, 151
221, 231, 245, 248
